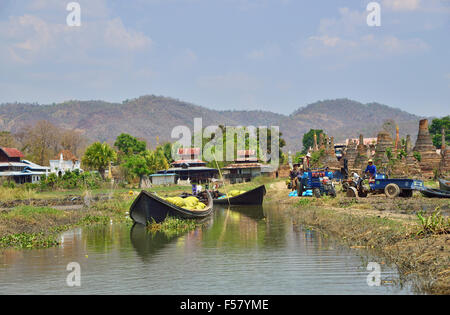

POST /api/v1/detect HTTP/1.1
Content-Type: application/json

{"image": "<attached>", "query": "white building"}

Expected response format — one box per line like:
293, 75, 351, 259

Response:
49, 150, 82, 176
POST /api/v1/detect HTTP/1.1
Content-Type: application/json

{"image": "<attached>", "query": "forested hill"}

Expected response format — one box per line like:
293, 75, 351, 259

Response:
0, 96, 423, 151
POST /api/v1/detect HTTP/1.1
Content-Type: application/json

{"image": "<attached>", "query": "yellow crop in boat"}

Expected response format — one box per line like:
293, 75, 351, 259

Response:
184, 196, 199, 207
197, 202, 206, 210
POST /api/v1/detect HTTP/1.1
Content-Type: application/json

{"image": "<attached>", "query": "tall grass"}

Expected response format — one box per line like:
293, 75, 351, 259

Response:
0, 187, 38, 201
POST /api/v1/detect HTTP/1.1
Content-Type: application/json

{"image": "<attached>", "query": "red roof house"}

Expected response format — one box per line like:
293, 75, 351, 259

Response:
0, 147, 25, 163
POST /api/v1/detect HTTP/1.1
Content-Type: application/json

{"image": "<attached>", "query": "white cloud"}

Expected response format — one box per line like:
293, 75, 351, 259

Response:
0, 12, 152, 65
300, 7, 430, 60
104, 18, 152, 51
382, 0, 421, 11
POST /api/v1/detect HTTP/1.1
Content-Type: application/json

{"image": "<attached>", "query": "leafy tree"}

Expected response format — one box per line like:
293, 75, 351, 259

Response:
429, 116, 450, 149
82, 142, 117, 178
293, 152, 305, 164
148, 147, 170, 174
123, 154, 150, 182
122, 147, 169, 187
161, 142, 173, 163
302, 129, 324, 154
114, 133, 147, 156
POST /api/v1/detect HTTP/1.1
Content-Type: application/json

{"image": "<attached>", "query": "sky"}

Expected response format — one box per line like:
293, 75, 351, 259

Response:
0, 0, 449, 117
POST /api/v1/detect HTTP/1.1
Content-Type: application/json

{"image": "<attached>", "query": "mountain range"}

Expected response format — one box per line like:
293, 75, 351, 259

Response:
0, 96, 424, 152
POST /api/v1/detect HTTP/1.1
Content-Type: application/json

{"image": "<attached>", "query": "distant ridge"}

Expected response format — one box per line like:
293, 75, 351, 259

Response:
0, 96, 423, 152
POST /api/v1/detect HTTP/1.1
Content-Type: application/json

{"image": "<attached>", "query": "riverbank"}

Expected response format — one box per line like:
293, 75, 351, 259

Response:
267, 181, 449, 294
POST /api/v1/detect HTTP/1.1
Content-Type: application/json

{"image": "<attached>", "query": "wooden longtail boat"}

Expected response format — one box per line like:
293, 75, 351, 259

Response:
213, 185, 266, 205
129, 190, 214, 225
438, 178, 450, 192
420, 187, 450, 198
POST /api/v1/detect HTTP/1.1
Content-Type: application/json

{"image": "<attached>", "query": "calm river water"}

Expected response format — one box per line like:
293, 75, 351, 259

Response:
0, 204, 412, 294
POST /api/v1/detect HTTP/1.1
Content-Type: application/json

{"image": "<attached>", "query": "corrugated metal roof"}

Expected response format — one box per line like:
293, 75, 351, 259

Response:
0, 162, 29, 167
22, 160, 50, 170
0, 171, 46, 176
150, 173, 177, 177
163, 167, 218, 172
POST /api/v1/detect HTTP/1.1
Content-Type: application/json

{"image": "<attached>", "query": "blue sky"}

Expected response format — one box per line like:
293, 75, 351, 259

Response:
0, 0, 449, 116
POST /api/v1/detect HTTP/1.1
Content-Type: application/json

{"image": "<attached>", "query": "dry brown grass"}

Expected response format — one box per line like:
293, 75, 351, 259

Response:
265, 183, 450, 295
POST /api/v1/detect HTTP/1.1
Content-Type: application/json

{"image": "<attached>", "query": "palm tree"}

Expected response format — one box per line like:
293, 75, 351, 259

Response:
82, 142, 117, 178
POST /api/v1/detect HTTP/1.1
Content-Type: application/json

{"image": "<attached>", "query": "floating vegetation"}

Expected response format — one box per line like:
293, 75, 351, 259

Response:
147, 217, 202, 238
0, 232, 59, 249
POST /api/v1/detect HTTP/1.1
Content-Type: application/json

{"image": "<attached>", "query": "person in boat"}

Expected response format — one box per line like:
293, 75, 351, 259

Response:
364, 159, 377, 179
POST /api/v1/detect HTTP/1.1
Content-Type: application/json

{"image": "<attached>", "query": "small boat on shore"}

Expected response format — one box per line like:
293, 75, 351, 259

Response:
129, 190, 214, 225
420, 187, 450, 198
212, 185, 266, 205
438, 178, 450, 192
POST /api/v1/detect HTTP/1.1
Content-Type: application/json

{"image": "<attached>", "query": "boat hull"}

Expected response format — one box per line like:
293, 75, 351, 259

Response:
438, 178, 450, 192
129, 191, 214, 225
420, 188, 450, 198
213, 185, 266, 205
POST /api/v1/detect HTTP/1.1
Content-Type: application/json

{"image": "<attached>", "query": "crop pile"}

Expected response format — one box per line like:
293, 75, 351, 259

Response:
164, 196, 207, 211
228, 190, 246, 197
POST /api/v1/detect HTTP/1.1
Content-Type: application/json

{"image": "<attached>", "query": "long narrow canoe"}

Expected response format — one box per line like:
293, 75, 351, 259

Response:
129, 190, 214, 225
213, 185, 266, 205
420, 187, 450, 198
438, 178, 450, 192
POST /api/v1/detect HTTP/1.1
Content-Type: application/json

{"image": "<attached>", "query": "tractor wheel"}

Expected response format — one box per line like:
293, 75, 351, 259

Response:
385, 183, 400, 198
346, 187, 358, 198
358, 190, 368, 198
313, 188, 321, 198
329, 186, 337, 198
342, 182, 349, 192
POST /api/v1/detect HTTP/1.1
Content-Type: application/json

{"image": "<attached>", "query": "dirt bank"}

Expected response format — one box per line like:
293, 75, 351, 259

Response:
267, 181, 450, 294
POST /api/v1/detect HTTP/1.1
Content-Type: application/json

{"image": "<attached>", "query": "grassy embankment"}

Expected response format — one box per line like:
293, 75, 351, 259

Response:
266, 181, 450, 294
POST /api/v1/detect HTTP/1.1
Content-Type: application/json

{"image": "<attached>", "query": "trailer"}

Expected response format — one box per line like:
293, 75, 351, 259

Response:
368, 174, 424, 198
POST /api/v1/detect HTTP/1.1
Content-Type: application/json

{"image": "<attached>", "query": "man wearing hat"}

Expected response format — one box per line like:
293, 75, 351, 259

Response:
364, 159, 377, 179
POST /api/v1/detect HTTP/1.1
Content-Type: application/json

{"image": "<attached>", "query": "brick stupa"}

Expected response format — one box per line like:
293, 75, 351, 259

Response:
413, 119, 441, 178
439, 128, 450, 176
405, 135, 422, 177
374, 130, 394, 166
354, 134, 369, 172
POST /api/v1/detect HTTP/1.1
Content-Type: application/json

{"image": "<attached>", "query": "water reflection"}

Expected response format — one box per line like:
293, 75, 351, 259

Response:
0, 204, 412, 295
130, 224, 179, 261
